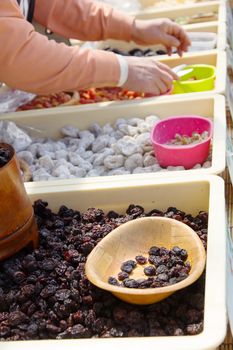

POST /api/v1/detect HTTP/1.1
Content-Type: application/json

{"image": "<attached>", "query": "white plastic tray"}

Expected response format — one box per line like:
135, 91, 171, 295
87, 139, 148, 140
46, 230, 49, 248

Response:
3, 175, 225, 350
1, 94, 226, 188
132, 0, 226, 23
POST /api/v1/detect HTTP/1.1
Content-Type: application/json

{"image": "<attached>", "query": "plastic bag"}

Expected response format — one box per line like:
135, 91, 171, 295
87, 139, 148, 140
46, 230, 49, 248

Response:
0, 87, 35, 114
0, 121, 32, 152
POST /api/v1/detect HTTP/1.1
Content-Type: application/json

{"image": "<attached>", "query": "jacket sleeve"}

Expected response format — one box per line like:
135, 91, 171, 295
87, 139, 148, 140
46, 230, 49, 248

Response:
0, 0, 121, 94
34, 0, 135, 41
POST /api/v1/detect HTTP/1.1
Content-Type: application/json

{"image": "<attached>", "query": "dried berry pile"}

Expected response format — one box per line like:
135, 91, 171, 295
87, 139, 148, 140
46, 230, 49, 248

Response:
108, 246, 191, 289
104, 47, 167, 57
17, 92, 73, 111
0, 202, 207, 340
16, 88, 156, 111
0, 146, 11, 167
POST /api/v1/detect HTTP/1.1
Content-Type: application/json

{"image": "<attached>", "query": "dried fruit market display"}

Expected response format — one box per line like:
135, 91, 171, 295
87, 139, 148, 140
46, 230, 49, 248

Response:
0, 203, 207, 340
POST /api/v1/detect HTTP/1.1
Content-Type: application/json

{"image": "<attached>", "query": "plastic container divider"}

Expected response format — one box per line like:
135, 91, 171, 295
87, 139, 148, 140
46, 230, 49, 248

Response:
0, 94, 226, 188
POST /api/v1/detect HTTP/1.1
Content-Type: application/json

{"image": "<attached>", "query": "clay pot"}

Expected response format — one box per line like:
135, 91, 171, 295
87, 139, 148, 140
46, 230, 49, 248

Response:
0, 143, 38, 260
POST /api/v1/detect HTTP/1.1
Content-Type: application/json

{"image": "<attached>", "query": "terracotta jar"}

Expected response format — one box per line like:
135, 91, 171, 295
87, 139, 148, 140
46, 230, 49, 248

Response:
0, 143, 38, 260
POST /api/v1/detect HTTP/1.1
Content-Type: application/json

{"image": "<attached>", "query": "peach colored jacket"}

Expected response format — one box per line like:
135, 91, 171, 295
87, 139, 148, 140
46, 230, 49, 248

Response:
0, 0, 135, 94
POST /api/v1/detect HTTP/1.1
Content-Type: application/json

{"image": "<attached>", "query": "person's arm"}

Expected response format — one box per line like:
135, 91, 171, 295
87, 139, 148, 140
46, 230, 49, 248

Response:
34, 0, 135, 41
0, 0, 120, 94
34, 0, 190, 55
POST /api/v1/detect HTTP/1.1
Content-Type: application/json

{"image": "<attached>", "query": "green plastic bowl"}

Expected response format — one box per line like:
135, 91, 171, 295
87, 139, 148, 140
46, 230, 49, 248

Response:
172, 64, 216, 94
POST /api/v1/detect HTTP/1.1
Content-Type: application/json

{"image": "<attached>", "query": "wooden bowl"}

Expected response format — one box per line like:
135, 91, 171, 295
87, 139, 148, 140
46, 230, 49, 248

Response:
0, 143, 38, 260
85, 217, 206, 305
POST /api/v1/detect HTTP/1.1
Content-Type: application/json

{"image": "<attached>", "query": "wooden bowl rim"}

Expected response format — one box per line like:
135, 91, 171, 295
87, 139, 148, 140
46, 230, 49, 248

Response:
85, 217, 206, 296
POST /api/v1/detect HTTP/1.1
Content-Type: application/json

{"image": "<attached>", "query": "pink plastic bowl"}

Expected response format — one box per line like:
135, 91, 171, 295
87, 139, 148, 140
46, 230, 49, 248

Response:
150, 115, 213, 169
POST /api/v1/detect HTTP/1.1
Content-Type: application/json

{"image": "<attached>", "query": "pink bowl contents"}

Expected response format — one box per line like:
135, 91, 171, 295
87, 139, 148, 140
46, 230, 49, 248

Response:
150, 115, 213, 169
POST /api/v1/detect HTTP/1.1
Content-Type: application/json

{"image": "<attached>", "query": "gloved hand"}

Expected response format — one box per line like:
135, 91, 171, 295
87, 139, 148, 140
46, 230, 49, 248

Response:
131, 18, 191, 56
122, 56, 178, 95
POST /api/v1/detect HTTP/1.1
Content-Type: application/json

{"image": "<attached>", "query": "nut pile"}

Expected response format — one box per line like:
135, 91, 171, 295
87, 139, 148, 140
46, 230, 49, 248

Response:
166, 131, 209, 146
108, 246, 191, 289
0, 146, 11, 167
0, 203, 207, 340
0, 119, 212, 182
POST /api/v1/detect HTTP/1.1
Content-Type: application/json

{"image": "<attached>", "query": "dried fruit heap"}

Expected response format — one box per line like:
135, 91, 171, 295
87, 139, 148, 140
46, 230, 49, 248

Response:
78, 87, 154, 104
16, 92, 73, 111
16, 88, 155, 111
0, 203, 207, 340
108, 246, 191, 289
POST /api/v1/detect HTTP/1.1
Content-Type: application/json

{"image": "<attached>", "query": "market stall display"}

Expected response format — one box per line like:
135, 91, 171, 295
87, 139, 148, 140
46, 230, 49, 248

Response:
0, 0, 230, 348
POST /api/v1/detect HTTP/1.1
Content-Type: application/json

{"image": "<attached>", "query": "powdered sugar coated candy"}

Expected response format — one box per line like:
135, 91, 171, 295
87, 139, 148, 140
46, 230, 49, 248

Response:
61, 125, 79, 138
124, 153, 143, 171
104, 155, 125, 169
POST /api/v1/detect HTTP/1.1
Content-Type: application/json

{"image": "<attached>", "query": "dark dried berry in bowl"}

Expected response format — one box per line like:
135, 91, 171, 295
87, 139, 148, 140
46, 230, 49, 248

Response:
148, 246, 160, 256
118, 271, 129, 281
180, 249, 188, 261
156, 265, 168, 274
138, 278, 154, 288
123, 279, 139, 288
159, 247, 170, 256
148, 255, 162, 266
144, 266, 156, 276
171, 246, 182, 255
108, 277, 119, 286
135, 255, 147, 264
157, 273, 169, 282
120, 260, 136, 273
